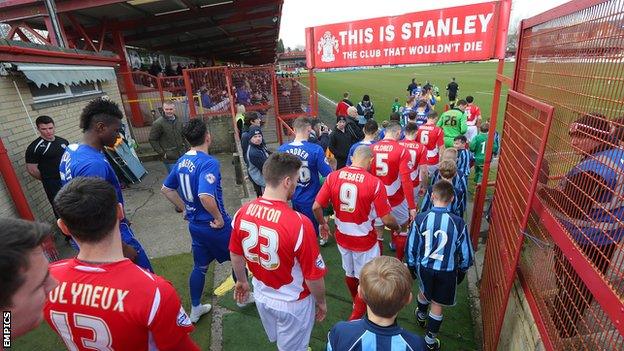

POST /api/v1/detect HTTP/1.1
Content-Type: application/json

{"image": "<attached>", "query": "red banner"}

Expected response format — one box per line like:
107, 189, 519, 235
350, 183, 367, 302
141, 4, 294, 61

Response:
306, 2, 501, 69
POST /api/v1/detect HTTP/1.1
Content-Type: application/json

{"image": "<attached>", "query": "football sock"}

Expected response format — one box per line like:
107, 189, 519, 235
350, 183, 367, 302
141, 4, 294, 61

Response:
425, 312, 443, 344
417, 295, 430, 319
190, 265, 208, 307
344, 276, 359, 301
348, 293, 367, 320
394, 233, 408, 261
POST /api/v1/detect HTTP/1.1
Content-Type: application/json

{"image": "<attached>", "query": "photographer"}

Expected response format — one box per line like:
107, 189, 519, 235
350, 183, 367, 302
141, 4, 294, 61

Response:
356, 94, 375, 127
309, 119, 330, 152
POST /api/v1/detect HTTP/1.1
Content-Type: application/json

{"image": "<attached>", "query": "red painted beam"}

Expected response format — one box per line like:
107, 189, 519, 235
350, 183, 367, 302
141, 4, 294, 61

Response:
0, 0, 128, 21
65, 13, 98, 52
0, 45, 120, 65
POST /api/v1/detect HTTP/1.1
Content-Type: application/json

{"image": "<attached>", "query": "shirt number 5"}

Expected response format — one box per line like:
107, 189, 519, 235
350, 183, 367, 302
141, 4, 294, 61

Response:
240, 220, 280, 270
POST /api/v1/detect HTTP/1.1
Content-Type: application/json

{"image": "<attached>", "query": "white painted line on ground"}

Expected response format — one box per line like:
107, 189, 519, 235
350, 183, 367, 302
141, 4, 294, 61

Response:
475, 91, 494, 95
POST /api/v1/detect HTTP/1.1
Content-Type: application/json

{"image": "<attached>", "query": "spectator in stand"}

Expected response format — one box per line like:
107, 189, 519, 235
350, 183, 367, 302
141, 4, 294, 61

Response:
200, 87, 213, 109
164, 63, 176, 76
446, 77, 459, 103
336, 92, 354, 117
537, 113, 624, 338
25, 116, 69, 221
246, 129, 270, 197
176, 63, 184, 76
356, 94, 375, 127
329, 116, 352, 169
235, 104, 246, 138
236, 86, 251, 105
148, 61, 161, 76
0, 218, 58, 342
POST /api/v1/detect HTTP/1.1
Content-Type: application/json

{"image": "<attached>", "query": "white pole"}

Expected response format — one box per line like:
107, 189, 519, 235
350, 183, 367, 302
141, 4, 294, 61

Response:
13, 80, 37, 135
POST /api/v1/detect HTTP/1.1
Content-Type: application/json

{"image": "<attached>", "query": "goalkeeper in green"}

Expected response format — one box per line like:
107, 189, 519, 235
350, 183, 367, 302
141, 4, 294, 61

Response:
437, 99, 467, 147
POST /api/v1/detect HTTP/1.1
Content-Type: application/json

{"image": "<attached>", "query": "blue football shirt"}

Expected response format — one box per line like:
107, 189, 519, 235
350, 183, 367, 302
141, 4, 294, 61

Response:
278, 140, 332, 205
163, 150, 230, 223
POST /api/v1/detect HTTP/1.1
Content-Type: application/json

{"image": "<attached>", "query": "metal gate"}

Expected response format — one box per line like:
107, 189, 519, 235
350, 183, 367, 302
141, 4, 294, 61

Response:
480, 0, 624, 349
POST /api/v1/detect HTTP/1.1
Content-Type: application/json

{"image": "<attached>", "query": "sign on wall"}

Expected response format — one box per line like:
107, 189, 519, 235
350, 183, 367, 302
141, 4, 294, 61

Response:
306, 2, 501, 68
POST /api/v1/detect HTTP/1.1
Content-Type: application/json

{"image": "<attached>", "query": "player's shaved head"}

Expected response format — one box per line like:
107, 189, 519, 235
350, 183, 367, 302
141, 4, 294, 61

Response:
351, 145, 373, 167
263, 152, 302, 188
55, 177, 119, 243
432, 180, 454, 205
384, 121, 402, 139
292, 117, 312, 132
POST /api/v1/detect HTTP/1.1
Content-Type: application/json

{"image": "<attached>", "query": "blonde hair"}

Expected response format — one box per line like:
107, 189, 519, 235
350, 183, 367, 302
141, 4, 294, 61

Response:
360, 256, 412, 318
438, 160, 457, 180
442, 147, 458, 161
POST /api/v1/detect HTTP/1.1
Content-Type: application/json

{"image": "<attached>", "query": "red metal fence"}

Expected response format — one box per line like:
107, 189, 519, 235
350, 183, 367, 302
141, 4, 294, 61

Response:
480, 0, 624, 349
118, 65, 306, 146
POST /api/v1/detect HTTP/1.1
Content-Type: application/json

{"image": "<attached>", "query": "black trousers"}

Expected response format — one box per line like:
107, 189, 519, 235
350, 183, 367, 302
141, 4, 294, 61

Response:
42, 178, 63, 218
553, 241, 616, 338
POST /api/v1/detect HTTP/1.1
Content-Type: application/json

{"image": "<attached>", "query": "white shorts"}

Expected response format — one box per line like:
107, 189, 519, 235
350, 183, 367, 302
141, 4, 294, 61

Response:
391, 199, 409, 225
337, 243, 380, 278
466, 125, 478, 142
255, 294, 315, 351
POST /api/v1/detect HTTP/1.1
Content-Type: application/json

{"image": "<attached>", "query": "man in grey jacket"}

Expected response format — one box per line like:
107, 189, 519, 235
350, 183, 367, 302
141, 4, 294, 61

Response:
149, 101, 189, 172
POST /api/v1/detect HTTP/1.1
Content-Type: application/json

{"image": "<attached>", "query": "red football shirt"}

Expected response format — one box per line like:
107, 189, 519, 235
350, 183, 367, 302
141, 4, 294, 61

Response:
44, 259, 198, 351
370, 139, 415, 209
398, 139, 428, 187
315, 166, 392, 251
416, 123, 445, 165
229, 198, 327, 302
465, 103, 481, 126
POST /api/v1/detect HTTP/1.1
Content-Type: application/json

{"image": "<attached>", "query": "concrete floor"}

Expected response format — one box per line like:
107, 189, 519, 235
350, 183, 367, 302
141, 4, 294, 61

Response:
121, 154, 248, 259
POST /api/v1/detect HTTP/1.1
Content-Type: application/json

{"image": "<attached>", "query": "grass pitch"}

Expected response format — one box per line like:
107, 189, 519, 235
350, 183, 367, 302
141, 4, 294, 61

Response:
15, 235, 476, 350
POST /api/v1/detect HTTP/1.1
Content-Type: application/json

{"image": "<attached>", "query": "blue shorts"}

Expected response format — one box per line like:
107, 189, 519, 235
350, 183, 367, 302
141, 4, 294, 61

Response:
292, 201, 319, 236
189, 220, 232, 268
418, 266, 457, 306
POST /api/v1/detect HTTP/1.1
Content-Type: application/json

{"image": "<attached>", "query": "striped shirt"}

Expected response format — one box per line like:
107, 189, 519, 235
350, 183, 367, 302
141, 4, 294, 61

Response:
328, 317, 426, 351
456, 148, 473, 177
421, 172, 468, 218
406, 207, 474, 272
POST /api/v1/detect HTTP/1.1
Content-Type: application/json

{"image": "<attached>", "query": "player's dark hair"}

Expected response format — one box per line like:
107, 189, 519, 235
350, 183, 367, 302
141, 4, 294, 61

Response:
363, 119, 378, 135
54, 177, 118, 243
417, 100, 428, 108
0, 218, 50, 309
480, 122, 490, 133
454, 135, 467, 143
292, 117, 311, 131
432, 180, 454, 204
465, 96, 474, 103
389, 112, 401, 122
182, 118, 208, 146
79, 98, 123, 132
343, 92, 350, 98
263, 152, 302, 188
405, 122, 418, 134
407, 111, 417, 120
456, 99, 467, 107
428, 111, 438, 120
35, 115, 54, 126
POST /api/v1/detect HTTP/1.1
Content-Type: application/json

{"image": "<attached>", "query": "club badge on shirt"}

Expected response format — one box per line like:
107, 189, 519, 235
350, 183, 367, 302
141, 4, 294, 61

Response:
205, 173, 216, 184
315, 254, 326, 269
177, 306, 192, 327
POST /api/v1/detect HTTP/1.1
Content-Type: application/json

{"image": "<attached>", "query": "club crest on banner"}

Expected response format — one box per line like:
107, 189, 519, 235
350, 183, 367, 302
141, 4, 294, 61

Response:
317, 31, 339, 63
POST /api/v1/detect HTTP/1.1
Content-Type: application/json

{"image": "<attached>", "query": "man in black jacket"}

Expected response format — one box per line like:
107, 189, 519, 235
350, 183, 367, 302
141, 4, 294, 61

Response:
346, 106, 365, 143
329, 117, 352, 169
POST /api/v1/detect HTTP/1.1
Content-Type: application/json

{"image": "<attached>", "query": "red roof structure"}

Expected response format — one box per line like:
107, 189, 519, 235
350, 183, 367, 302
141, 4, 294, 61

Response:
0, 0, 283, 65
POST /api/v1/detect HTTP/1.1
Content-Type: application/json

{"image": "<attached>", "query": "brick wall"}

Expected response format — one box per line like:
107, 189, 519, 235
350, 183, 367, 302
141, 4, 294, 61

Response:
0, 75, 127, 223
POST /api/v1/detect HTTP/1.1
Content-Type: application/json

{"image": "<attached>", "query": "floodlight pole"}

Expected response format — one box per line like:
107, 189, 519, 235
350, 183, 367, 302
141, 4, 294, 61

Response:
43, 0, 66, 48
